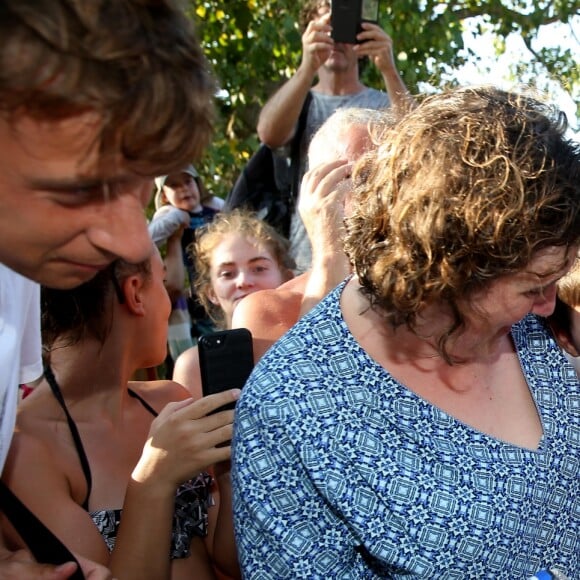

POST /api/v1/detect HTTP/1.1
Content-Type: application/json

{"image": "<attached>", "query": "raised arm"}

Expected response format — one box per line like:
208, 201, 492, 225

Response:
112, 393, 239, 580
354, 22, 415, 114
257, 13, 332, 147
163, 227, 186, 304
297, 159, 352, 315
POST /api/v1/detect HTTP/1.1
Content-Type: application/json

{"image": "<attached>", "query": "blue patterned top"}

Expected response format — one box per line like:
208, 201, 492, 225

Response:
232, 281, 579, 579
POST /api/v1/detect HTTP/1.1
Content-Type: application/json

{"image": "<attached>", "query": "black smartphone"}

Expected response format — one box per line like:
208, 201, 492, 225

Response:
331, 0, 380, 44
198, 328, 254, 412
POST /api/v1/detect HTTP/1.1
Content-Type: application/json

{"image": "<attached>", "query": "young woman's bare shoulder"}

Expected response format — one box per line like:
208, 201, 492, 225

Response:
128, 379, 191, 408
16, 384, 62, 434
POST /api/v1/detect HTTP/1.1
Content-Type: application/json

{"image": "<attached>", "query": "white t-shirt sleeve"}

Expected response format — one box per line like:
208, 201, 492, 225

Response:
0, 265, 42, 471
19, 282, 42, 385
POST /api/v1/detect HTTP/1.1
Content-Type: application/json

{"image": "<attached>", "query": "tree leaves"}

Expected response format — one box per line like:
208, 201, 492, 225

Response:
186, 0, 579, 199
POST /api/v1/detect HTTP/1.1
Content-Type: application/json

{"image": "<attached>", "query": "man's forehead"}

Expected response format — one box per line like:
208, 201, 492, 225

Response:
10, 109, 101, 141
2, 111, 147, 180
309, 125, 370, 166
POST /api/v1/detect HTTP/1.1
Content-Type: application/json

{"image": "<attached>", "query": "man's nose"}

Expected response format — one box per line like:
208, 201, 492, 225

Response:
86, 190, 153, 264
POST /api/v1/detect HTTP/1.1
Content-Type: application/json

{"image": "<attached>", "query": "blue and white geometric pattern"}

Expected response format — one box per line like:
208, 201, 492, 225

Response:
232, 281, 579, 579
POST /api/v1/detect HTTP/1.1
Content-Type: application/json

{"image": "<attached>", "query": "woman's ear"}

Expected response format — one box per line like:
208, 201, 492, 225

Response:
121, 275, 147, 316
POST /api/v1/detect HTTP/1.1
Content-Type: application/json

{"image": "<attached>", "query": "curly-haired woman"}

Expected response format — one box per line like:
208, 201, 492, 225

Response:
233, 86, 580, 579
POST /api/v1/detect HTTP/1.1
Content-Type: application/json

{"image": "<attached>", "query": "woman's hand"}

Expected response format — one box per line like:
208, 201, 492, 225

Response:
0, 548, 114, 580
132, 389, 241, 490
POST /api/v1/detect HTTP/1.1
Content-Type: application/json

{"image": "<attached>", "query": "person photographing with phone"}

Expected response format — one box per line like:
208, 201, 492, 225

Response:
257, 0, 414, 273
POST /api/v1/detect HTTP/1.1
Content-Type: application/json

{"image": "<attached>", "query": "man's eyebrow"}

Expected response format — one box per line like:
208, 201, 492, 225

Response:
27, 174, 133, 191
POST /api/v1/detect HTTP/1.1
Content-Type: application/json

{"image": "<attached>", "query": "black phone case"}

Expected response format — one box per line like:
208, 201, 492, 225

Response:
199, 328, 254, 412
331, 0, 380, 44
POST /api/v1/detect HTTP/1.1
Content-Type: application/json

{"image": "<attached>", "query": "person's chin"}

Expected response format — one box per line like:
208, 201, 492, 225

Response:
41, 260, 110, 288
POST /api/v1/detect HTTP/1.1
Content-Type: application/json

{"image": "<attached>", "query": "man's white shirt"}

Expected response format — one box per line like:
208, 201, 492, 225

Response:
0, 263, 42, 472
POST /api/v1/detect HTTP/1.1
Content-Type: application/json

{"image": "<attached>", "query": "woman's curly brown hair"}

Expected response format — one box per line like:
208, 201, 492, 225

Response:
344, 86, 580, 360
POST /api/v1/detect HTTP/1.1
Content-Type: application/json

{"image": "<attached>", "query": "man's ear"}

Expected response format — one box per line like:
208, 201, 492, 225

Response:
549, 321, 580, 357
121, 275, 147, 316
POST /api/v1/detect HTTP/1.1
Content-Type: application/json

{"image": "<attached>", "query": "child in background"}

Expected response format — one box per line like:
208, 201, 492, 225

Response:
548, 259, 580, 376
149, 165, 223, 368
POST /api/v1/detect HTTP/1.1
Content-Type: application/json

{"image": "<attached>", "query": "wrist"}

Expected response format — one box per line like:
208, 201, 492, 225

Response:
297, 60, 318, 82
131, 455, 177, 495
128, 467, 176, 500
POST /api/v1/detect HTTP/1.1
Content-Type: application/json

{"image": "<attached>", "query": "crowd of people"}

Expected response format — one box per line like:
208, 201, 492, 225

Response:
0, 1, 578, 580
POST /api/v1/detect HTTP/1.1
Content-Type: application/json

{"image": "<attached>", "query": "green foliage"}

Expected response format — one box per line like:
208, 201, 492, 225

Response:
187, 0, 579, 199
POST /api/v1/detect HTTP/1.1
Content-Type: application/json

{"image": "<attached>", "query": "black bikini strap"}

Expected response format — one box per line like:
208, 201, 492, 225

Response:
44, 365, 92, 511
0, 480, 85, 578
128, 388, 158, 417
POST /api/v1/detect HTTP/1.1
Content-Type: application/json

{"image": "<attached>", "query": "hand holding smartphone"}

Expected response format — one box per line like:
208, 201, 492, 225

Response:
198, 328, 254, 413
331, 0, 381, 44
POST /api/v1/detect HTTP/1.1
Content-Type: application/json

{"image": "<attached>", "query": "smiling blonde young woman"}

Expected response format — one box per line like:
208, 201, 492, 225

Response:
173, 209, 295, 399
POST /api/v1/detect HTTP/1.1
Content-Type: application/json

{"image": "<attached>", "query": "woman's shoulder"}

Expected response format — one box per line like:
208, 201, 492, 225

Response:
128, 379, 191, 408
16, 382, 61, 432
172, 346, 203, 400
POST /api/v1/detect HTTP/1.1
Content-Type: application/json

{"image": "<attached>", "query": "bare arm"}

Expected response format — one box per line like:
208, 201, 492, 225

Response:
209, 463, 240, 580
1, 433, 112, 566
297, 159, 352, 316
0, 541, 112, 580
257, 13, 333, 146
354, 22, 415, 114
5, 393, 239, 580
163, 228, 186, 304
111, 393, 239, 580
172, 346, 203, 400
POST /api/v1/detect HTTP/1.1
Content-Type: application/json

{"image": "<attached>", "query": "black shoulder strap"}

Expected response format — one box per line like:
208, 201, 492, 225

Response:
290, 90, 313, 199
44, 365, 92, 511
128, 388, 158, 417
0, 480, 85, 578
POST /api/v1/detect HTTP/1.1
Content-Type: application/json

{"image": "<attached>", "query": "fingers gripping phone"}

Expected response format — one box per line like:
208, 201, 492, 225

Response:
198, 328, 254, 412
331, 0, 381, 44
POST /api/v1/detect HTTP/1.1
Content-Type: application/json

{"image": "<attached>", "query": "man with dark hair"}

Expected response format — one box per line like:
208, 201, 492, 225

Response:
0, 1, 215, 577
257, 0, 412, 272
